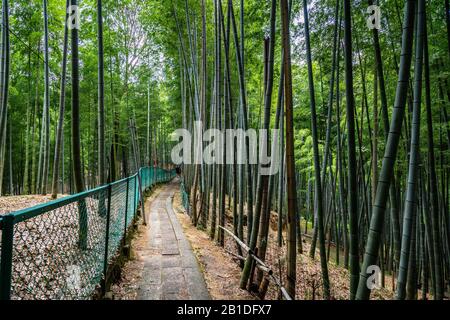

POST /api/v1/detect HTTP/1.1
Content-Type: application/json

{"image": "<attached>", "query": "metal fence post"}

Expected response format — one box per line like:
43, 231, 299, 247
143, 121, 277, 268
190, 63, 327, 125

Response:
151, 167, 154, 187
143, 168, 146, 189
145, 168, 148, 189
0, 214, 15, 300
133, 176, 137, 218
136, 167, 147, 225
102, 184, 112, 294
123, 178, 130, 240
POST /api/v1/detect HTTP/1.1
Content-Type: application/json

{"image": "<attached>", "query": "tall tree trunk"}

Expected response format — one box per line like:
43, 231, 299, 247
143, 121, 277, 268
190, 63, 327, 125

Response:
224, 3, 239, 252
423, 13, 444, 300
147, 68, 151, 166
70, 0, 87, 250
210, 0, 219, 240
372, 64, 378, 212
356, 0, 416, 300
278, 147, 285, 247
0, 0, 10, 177
199, 0, 208, 229
280, 0, 297, 299
446, 0, 450, 57
31, 44, 41, 194
302, 0, 330, 299
343, 0, 360, 299
51, 0, 70, 199
241, 0, 277, 289
396, 0, 424, 299
310, 0, 340, 258
335, 23, 349, 269
97, 0, 106, 186
23, 42, 32, 194
218, 0, 227, 246
229, 0, 253, 245
41, 0, 50, 195
368, 0, 402, 269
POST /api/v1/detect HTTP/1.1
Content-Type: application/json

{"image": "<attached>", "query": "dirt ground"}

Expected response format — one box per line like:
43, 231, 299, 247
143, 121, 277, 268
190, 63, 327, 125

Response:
0, 190, 397, 300
175, 193, 396, 300
172, 192, 255, 300
112, 187, 397, 300
0, 194, 68, 215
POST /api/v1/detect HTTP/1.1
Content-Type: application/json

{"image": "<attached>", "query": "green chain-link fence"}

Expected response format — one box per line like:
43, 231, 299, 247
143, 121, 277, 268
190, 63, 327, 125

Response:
0, 167, 175, 300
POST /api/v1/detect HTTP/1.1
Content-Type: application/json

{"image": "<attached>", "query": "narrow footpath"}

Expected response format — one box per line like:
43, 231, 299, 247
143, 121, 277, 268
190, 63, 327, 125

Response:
136, 180, 210, 300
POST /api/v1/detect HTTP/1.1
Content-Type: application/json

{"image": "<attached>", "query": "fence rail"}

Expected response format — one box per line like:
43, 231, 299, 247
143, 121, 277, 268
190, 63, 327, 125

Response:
0, 167, 176, 300
219, 226, 292, 300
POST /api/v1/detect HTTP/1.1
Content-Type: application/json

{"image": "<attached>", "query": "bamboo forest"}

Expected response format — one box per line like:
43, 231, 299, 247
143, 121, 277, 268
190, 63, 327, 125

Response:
0, 0, 448, 303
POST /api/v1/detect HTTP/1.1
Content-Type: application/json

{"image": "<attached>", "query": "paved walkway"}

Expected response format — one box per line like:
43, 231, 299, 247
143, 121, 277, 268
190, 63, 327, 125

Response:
137, 180, 210, 300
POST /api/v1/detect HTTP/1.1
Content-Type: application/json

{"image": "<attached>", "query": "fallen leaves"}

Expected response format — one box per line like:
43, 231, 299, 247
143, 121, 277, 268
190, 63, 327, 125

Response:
173, 192, 255, 300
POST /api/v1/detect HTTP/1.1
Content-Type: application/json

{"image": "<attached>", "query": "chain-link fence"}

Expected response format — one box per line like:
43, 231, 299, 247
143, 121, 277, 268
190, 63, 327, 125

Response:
0, 167, 175, 300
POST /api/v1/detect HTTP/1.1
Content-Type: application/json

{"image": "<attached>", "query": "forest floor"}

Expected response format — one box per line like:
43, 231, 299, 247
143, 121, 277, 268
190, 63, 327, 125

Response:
171, 192, 396, 300
0, 194, 68, 215
172, 192, 255, 300
0, 188, 396, 300
114, 183, 395, 300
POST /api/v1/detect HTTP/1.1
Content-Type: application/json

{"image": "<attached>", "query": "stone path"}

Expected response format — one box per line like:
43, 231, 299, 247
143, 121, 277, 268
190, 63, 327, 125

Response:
137, 181, 210, 300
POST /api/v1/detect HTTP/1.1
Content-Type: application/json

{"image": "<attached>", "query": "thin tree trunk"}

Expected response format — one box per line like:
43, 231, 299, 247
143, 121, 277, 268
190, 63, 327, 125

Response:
343, 0, 360, 299
97, 0, 106, 186
199, 0, 208, 229
70, 0, 87, 250
242, 0, 277, 289
8, 111, 12, 194
0, 0, 9, 155
368, 0, 402, 268
41, 0, 50, 195
446, 0, 450, 57
229, 0, 253, 245
357, 0, 416, 300
423, 14, 444, 300
302, 0, 330, 299
51, 0, 70, 199
280, 0, 297, 299
23, 41, 32, 195
396, 0, 424, 299
31, 44, 41, 194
